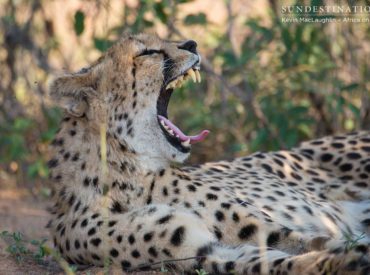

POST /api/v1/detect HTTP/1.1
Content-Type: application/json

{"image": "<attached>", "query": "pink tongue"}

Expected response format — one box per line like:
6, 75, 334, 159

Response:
158, 115, 210, 144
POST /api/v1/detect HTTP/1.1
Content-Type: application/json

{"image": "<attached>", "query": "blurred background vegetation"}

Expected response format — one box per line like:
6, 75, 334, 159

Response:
0, 0, 369, 191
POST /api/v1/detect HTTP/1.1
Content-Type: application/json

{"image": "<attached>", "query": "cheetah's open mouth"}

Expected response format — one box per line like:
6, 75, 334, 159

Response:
157, 66, 209, 153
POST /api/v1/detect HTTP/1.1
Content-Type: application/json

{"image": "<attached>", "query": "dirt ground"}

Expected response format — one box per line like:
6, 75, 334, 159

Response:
0, 171, 160, 275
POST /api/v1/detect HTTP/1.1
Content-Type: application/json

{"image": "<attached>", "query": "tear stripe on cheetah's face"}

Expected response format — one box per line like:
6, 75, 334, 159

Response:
49, 34, 209, 172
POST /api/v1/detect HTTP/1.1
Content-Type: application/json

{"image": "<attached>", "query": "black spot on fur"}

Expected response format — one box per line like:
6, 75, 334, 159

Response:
128, 234, 135, 244
273, 258, 285, 267
206, 193, 218, 200
331, 142, 344, 148
347, 152, 361, 159
159, 169, 165, 177
196, 244, 213, 260
108, 220, 117, 227
225, 261, 235, 272
144, 232, 154, 242
261, 164, 273, 173
83, 177, 90, 187
47, 159, 58, 168
170, 226, 185, 246
321, 153, 333, 162
162, 248, 172, 257
121, 260, 131, 271
339, 163, 353, 172
213, 226, 223, 240
267, 231, 280, 246
361, 219, 370, 227
72, 152, 79, 161
88, 227, 96, 236
92, 177, 98, 187
252, 263, 261, 273
238, 224, 257, 240
131, 250, 140, 258
156, 215, 173, 224
215, 210, 225, 221
148, 246, 158, 257
221, 203, 231, 209
187, 184, 197, 192
110, 248, 119, 257
80, 219, 88, 228
91, 213, 100, 219
232, 212, 240, 222
91, 253, 100, 261
90, 238, 101, 247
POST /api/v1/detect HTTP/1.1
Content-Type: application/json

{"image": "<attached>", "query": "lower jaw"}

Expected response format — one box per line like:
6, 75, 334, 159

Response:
158, 122, 191, 154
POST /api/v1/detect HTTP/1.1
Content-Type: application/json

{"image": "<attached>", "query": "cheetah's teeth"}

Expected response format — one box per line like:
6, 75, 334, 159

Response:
181, 139, 191, 147
166, 81, 175, 90
195, 70, 201, 83
175, 80, 183, 88
165, 68, 200, 90
187, 69, 197, 83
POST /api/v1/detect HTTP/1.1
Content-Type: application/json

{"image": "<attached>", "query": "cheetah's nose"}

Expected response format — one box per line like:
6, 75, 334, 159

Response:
178, 40, 198, 54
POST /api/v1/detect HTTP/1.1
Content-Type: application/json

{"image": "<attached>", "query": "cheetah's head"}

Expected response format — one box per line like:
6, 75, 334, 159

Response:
50, 34, 209, 171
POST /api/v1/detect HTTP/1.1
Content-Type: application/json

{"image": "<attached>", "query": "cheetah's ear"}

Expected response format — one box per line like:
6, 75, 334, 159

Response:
49, 70, 98, 117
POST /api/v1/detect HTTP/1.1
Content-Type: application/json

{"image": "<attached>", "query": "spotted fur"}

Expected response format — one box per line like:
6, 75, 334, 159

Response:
47, 34, 370, 274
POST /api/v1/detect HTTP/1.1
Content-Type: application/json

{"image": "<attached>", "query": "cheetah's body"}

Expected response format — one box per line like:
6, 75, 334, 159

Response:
48, 34, 370, 274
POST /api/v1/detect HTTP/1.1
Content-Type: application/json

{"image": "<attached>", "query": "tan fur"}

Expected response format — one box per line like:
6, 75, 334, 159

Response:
47, 34, 370, 274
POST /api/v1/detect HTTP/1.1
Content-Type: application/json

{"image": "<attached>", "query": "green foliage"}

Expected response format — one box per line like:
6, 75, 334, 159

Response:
184, 13, 207, 25
342, 231, 366, 250
195, 269, 208, 275
0, 107, 61, 179
1, 230, 77, 274
94, 38, 114, 52
73, 10, 85, 36
0, 231, 47, 263
0, 118, 33, 162
154, 2, 168, 24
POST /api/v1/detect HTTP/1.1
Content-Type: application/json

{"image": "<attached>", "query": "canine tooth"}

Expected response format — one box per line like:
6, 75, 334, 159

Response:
176, 82, 182, 88
161, 120, 165, 126
188, 69, 196, 83
168, 129, 174, 135
195, 70, 201, 83
182, 139, 190, 147
167, 82, 175, 89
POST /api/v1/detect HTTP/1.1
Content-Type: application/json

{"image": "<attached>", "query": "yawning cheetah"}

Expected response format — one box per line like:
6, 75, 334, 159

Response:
47, 33, 370, 274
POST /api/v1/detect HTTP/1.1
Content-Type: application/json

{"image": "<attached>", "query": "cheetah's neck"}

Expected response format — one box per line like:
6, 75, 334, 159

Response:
49, 115, 180, 212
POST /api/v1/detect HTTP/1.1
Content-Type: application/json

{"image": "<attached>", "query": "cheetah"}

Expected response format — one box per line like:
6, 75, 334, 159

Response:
47, 33, 370, 274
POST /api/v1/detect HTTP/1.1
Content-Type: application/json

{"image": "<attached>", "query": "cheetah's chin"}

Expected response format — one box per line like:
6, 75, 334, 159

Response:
157, 68, 210, 152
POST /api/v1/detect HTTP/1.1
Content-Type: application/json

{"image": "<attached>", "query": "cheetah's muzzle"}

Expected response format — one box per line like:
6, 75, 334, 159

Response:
157, 65, 209, 153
